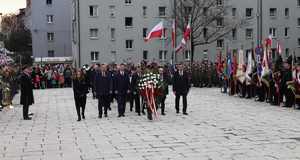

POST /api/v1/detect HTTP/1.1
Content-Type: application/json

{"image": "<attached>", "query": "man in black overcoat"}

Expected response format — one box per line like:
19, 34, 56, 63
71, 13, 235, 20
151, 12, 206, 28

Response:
172, 64, 190, 115
20, 65, 34, 120
114, 64, 130, 117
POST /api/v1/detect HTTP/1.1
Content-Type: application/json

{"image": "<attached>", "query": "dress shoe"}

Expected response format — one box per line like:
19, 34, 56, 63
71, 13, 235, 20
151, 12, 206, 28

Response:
183, 112, 188, 115
176, 110, 180, 114
28, 113, 34, 116
98, 115, 102, 119
82, 114, 85, 119
24, 117, 32, 120
118, 115, 122, 118
122, 114, 125, 117
104, 114, 108, 118
161, 113, 166, 116
77, 118, 81, 121
138, 113, 141, 116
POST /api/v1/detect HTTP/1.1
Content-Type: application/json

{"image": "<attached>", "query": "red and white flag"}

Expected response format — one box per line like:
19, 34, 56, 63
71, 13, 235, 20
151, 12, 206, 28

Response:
144, 21, 164, 42
276, 41, 282, 55
183, 22, 191, 41
172, 19, 176, 48
175, 38, 186, 53
265, 35, 272, 47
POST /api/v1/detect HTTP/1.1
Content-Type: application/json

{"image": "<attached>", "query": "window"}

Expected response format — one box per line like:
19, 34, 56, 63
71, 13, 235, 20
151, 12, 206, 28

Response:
143, 50, 148, 60
159, 50, 167, 61
48, 50, 54, 57
89, 28, 98, 39
143, 6, 147, 16
203, 7, 208, 16
298, 0, 300, 6
232, 8, 236, 17
270, 8, 277, 17
47, 32, 54, 41
298, 38, 300, 46
216, 0, 223, 6
184, 7, 192, 15
217, 39, 224, 48
143, 28, 148, 38
91, 51, 99, 61
126, 40, 133, 49
46, 15, 53, 24
46, 0, 52, 5
285, 8, 289, 17
185, 50, 191, 60
269, 28, 276, 37
232, 28, 237, 40
246, 28, 253, 39
109, 5, 115, 18
203, 28, 208, 39
216, 18, 224, 27
125, 17, 133, 27
285, 27, 289, 37
285, 48, 290, 57
89, 5, 98, 17
298, 18, 300, 26
125, 0, 131, 4
246, 8, 253, 18
159, 7, 166, 17
111, 28, 115, 40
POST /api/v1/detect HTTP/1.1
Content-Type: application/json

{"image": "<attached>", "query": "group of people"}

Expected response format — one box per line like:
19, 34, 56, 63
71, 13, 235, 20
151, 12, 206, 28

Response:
72, 62, 191, 121
219, 54, 300, 109
30, 64, 73, 89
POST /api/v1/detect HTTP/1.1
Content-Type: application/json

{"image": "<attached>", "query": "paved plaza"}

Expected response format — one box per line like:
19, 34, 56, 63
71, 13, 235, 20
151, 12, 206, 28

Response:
1, 88, 300, 160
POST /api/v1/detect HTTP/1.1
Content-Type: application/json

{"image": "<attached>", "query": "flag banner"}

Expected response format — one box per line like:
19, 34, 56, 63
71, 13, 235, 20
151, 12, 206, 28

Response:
144, 21, 164, 42
236, 49, 245, 83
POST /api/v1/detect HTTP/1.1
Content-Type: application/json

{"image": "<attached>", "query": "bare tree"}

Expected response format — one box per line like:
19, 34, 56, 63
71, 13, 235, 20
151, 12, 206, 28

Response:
174, 0, 247, 62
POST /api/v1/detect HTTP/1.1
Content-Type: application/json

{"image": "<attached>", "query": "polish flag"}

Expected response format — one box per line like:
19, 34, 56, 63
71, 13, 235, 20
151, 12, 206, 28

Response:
276, 41, 282, 55
172, 19, 176, 48
265, 35, 273, 47
183, 22, 191, 41
175, 38, 187, 53
144, 21, 164, 42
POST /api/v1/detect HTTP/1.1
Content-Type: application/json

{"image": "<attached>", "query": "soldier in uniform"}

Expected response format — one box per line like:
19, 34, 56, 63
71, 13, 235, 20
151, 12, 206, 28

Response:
129, 67, 141, 116
157, 67, 169, 115
281, 56, 294, 107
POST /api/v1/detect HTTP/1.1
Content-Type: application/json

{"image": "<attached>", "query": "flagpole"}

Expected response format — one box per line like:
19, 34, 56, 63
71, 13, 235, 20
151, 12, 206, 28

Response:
173, 0, 177, 64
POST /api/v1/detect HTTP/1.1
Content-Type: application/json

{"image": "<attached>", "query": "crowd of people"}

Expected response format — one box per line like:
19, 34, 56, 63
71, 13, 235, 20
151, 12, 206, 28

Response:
218, 54, 300, 109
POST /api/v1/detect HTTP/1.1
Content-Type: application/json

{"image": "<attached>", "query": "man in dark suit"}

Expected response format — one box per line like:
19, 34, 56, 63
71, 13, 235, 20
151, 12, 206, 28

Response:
20, 65, 34, 120
173, 64, 190, 115
157, 67, 169, 115
114, 64, 130, 117
95, 64, 113, 118
129, 67, 141, 116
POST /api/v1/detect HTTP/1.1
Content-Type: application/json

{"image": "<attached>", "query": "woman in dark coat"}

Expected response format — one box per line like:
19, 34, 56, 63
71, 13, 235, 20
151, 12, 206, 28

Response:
20, 65, 34, 120
72, 69, 89, 121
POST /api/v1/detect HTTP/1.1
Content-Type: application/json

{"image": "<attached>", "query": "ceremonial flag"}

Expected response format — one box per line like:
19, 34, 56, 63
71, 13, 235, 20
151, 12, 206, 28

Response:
226, 52, 232, 78
261, 46, 270, 77
172, 19, 176, 48
175, 38, 186, 53
183, 21, 191, 41
276, 41, 282, 55
265, 35, 273, 47
236, 49, 245, 83
246, 51, 254, 79
144, 21, 164, 42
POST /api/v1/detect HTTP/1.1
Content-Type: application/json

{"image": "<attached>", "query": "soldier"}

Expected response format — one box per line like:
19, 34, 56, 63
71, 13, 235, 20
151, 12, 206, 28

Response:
173, 63, 191, 115
114, 64, 130, 117
95, 64, 113, 118
129, 67, 141, 115
281, 56, 294, 107
157, 67, 169, 115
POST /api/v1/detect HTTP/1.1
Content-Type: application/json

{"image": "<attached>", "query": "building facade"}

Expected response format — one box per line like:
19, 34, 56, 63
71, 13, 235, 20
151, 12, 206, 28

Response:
31, 0, 72, 60
198, 0, 300, 61
72, 0, 300, 66
72, 0, 173, 67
